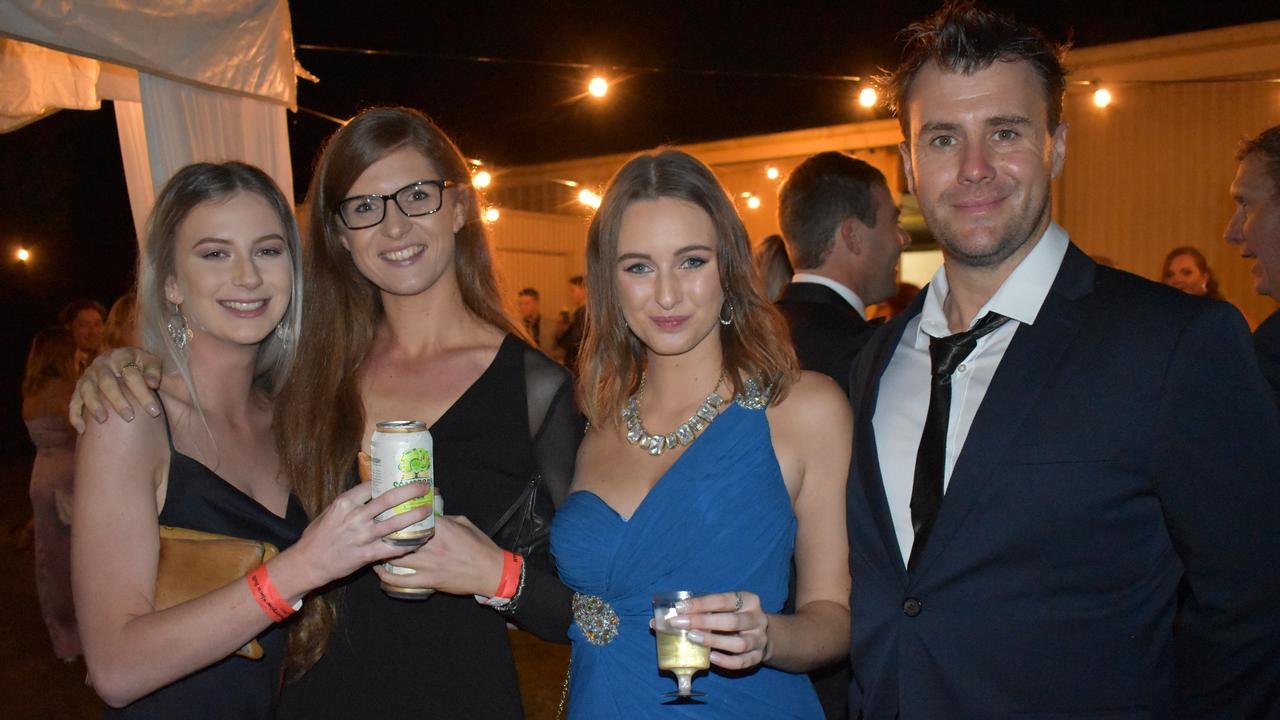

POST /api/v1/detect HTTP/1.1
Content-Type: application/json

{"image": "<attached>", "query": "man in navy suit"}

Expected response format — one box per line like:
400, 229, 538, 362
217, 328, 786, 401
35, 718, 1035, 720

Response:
846, 3, 1280, 718
1226, 124, 1280, 408
776, 152, 910, 396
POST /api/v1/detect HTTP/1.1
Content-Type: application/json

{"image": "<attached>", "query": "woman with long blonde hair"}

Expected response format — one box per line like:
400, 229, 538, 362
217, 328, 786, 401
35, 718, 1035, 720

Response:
71, 162, 429, 717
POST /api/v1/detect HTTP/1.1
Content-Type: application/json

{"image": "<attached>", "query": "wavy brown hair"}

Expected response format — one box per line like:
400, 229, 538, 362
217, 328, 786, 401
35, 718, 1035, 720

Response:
275, 106, 520, 676
22, 327, 77, 398
578, 148, 799, 428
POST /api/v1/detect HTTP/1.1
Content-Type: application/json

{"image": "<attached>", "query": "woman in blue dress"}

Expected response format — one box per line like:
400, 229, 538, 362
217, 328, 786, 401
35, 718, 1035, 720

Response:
551, 148, 853, 718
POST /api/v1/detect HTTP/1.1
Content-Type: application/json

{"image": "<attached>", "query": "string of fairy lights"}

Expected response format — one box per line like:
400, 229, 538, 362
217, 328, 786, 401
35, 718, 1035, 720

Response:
290, 43, 1280, 226
7, 41, 1277, 269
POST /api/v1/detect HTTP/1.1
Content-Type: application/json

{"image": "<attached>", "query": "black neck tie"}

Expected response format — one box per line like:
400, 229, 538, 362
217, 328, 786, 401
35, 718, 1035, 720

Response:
908, 312, 1010, 571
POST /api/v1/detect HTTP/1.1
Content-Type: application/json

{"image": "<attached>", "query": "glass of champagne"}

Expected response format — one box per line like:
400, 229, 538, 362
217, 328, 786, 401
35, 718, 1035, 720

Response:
652, 591, 711, 702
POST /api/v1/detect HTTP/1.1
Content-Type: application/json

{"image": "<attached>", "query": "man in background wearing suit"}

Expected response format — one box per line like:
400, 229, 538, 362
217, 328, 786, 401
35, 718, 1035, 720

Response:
846, 3, 1280, 718
776, 152, 910, 395
1226, 124, 1280, 408
776, 152, 908, 719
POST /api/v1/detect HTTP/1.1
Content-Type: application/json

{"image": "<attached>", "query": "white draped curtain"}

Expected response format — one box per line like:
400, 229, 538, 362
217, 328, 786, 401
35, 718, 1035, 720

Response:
0, 0, 299, 241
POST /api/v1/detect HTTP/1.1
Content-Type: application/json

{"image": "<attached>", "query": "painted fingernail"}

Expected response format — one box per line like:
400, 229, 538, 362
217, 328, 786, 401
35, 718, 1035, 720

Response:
674, 600, 691, 613
668, 616, 690, 628
146, 404, 160, 417
122, 409, 135, 422
686, 630, 706, 645
94, 410, 107, 423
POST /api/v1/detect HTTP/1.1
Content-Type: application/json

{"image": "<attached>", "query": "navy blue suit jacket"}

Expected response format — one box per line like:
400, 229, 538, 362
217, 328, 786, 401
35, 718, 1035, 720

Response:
1255, 309, 1280, 410
776, 282, 877, 396
846, 244, 1280, 719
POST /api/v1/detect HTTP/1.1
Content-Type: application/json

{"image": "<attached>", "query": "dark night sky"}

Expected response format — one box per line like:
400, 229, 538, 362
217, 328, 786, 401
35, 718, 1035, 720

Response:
2, 0, 1278, 440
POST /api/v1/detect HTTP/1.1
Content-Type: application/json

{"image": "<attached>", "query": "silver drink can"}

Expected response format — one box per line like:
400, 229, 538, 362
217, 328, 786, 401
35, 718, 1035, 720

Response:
370, 420, 435, 547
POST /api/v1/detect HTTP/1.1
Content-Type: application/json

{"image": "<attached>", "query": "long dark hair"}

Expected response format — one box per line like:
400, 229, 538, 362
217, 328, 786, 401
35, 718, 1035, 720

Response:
275, 106, 520, 675
578, 148, 798, 428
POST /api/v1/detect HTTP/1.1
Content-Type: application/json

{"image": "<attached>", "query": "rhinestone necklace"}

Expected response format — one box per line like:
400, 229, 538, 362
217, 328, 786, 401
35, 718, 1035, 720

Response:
622, 371, 728, 456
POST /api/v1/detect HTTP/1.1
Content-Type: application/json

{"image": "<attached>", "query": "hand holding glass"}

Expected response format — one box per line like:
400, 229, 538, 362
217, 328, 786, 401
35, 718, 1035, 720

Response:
652, 591, 711, 701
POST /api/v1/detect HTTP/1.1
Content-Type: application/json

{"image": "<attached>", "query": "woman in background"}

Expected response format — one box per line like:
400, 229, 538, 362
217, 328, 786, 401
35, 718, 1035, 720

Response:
1161, 246, 1223, 300
753, 233, 793, 302
104, 291, 139, 349
22, 326, 81, 661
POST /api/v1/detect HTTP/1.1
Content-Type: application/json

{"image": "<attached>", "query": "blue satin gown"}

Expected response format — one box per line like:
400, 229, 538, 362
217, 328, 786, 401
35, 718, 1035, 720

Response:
551, 401, 824, 718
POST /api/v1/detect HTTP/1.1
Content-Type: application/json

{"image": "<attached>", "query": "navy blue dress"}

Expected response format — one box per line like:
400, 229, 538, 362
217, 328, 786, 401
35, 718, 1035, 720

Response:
105, 443, 307, 718
551, 402, 823, 718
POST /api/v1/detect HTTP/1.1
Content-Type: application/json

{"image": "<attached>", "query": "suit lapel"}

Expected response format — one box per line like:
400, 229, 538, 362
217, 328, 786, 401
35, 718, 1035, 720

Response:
912, 245, 1096, 576
852, 291, 927, 585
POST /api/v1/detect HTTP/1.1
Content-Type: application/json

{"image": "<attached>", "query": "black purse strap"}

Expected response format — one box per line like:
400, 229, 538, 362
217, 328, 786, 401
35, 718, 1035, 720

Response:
485, 473, 540, 538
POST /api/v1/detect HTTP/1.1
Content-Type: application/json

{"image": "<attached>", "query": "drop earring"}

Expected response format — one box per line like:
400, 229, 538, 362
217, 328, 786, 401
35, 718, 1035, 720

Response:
166, 303, 192, 349
719, 300, 735, 326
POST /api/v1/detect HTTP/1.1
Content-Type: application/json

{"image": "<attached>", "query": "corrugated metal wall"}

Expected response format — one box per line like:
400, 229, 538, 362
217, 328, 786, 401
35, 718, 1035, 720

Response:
1057, 82, 1280, 326
487, 209, 591, 354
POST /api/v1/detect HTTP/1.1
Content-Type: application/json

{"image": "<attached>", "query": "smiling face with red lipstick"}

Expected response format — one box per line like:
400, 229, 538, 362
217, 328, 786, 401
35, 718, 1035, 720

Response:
900, 58, 1067, 270
164, 191, 293, 348
615, 197, 725, 358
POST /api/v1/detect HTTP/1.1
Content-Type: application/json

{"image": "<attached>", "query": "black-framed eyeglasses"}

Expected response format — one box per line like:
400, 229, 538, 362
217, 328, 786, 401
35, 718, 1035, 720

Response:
336, 179, 461, 230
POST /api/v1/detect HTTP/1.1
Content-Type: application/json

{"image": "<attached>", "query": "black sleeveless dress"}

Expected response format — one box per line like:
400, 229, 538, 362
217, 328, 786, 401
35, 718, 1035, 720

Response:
104, 432, 307, 718
276, 335, 580, 719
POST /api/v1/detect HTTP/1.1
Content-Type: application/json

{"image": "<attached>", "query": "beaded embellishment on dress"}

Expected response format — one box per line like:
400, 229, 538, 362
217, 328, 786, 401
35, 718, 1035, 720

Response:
572, 593, 620, 646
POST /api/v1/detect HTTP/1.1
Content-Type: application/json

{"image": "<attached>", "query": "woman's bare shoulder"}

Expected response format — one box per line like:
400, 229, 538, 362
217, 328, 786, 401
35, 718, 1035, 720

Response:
774, 371, 848, 420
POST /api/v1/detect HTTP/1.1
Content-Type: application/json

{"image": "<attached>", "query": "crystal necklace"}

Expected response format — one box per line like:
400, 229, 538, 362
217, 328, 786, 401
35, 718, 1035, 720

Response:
622, 371, 727, 456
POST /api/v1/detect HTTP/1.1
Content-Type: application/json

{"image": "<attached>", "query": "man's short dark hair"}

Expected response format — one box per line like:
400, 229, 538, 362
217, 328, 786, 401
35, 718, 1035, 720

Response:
777, 152, 887, 270
569, 275, 584, 287
1237, 125, 1280, 197
58, 298, 106, 326
518, 287, 540, 300
879, 0, 1069, 137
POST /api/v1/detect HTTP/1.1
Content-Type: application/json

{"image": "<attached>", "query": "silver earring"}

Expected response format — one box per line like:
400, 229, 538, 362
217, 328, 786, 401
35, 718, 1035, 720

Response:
274, 320, 292, 349
719, 300, 734, 326
166, 304, 192, 350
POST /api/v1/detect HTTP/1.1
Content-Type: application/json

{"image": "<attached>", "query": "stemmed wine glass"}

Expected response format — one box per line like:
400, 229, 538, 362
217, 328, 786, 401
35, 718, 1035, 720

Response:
652, 591, 711, 702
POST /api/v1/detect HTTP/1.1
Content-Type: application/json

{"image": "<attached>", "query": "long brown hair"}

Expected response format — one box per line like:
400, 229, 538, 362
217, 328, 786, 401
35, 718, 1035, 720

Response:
22, 327, 77, 398
578, 148, 799, 428
275, 106, 519, 675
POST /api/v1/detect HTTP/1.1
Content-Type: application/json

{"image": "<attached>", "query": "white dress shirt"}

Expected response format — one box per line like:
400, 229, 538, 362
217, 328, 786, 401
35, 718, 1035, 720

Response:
790, 273, 866, 319
873, 223, 1070, 564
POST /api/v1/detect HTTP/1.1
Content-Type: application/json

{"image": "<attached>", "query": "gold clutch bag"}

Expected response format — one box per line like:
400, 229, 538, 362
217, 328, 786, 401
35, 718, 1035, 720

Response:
156, 526, 280, 660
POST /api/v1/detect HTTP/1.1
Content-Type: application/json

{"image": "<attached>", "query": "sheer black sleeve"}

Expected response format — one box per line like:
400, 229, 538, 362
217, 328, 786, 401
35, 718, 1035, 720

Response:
505, 346, 584, 641
524, 346, 583, 508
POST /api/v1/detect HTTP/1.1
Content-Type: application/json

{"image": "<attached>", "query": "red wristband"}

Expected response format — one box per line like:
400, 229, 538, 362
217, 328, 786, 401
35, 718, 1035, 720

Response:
492, 551, 523, 599
247, 564, 297, 623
